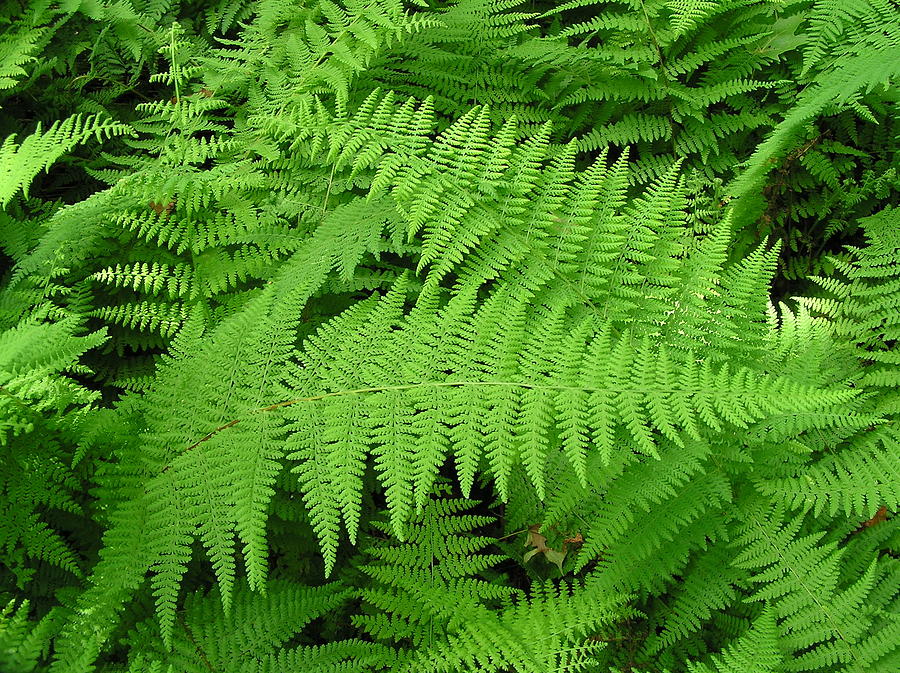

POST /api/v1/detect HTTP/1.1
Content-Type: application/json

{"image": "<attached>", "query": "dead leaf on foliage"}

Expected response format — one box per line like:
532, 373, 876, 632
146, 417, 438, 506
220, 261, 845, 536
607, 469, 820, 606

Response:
149, 200, 175, 217
523, 524, 568, 572
863, 505, 889, 528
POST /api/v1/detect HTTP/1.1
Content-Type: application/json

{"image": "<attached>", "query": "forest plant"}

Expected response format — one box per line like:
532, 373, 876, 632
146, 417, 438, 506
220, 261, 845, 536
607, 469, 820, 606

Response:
0, 1, 898, 672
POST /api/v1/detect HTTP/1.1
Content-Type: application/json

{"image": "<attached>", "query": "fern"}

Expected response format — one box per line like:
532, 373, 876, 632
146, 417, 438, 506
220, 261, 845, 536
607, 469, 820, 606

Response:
123, 579, 391, 673
685, 608, 786, 673
353, 490, 516, 647
0, 114, 133, 207
0, 2, 898, 672
394, 573, 638, 673
731, 499, 900, 671
0, 599, 63, 673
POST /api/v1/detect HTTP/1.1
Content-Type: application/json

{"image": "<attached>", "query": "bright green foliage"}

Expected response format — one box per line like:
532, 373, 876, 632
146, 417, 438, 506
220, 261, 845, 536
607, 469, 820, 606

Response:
0, 320, 107, 589
684, 608, 786, 673
353, 490, 518, 647
122, 579, 391, 672
0, 1, 898, 672
393, 574, 637, 673
0, 115, 133, 207
0, 599, 63, 673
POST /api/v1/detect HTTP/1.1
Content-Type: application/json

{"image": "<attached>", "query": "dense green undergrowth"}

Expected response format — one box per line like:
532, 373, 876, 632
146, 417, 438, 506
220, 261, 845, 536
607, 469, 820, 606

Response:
1, 1, 898, 672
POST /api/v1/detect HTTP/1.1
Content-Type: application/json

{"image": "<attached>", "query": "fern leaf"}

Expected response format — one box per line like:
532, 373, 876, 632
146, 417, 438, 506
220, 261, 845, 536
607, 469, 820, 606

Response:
0, 115, 133, 208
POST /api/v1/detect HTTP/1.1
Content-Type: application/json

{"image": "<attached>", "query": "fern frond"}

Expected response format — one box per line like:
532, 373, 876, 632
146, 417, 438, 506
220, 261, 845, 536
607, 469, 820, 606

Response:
0, 114, 134, 208
801, 0, 900, 77
354, 491, 515, 647
397, 573, 637, 673
50, 193, 398, 658
685, 607, 785, 673
729, 44, 900, 226
124, 579, 389, 673
755, 426, 899, 519
731, 499, 899, 671
0, 600, 63, 673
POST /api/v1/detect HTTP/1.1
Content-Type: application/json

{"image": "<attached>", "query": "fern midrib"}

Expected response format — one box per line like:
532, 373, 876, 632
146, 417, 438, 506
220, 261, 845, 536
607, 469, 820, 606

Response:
157, 375, 802, 477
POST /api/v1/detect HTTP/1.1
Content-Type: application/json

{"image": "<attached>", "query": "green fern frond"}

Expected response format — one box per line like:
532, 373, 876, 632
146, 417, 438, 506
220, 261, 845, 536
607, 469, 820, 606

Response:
0, 114, 134, 208
755, 426, 899, 519
801, 0, 900, 77
0, 600, 63, 673
685, 607, 785, 673
731, 499, 899, 671
729, 44, 900, 229
354, 491, 515, 647
0, 22, 43, 92
395, 574, 638, 673
124, 579, 388, 673
2, 3, 897, 672
50, 191, 399, 658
